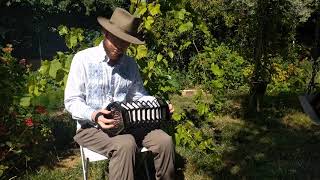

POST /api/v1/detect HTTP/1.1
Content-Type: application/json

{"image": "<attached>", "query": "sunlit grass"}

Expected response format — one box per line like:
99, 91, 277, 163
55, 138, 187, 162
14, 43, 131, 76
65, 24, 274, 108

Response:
19, 94, 320, 179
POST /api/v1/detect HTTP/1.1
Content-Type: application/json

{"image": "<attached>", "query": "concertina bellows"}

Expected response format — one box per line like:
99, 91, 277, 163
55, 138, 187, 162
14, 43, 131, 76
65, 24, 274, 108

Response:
98, 98, 171, 137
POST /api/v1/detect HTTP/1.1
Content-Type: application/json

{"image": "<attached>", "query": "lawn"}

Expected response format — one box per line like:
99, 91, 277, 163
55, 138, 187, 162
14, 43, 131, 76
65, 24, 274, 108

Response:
20, 94, 320, 180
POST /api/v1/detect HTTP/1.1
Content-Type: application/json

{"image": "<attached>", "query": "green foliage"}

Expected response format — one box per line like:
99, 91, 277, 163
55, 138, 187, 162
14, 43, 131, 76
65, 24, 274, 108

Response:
189, 44, 247, 93
0, 44, 56, 179
175, 121, 216, 153
267, 56, 311, 94
58, 26, 84, 50
0, 44, 30, 114
5, 0, 127, 14
25, 25, 100, 108
172, 91, 219, 154
0, 24, 103, 178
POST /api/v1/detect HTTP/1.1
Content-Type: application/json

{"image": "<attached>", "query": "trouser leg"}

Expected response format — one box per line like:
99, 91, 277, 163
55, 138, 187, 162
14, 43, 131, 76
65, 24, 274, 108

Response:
74, 127, 137, 180
142, 129, 175, 180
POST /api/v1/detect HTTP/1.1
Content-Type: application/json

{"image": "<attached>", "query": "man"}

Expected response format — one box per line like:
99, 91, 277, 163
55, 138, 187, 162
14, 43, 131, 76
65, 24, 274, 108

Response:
64, 7, 175, 180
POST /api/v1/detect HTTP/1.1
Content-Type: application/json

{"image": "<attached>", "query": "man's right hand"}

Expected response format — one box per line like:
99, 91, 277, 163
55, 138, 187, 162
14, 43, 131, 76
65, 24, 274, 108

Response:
91, 109, 116, 129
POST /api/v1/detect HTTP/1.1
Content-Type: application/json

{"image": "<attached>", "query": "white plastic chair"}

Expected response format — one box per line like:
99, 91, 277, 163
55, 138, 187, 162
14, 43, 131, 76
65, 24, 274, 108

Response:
80, 145, 151, 180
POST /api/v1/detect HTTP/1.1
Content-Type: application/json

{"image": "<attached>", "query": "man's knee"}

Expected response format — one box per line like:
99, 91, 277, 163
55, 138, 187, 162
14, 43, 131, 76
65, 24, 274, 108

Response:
115, 135, 137, 154
154, 131, 174, 152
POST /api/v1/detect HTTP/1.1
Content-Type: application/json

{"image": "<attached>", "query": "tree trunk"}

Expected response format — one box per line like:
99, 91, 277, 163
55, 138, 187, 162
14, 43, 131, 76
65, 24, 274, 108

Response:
249, 0, 267, 113
307, 12, 320, 94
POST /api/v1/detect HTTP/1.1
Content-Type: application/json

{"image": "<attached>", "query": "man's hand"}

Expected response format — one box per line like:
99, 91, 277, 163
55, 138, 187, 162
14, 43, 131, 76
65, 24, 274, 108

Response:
91, 109, 116, 129
168, 104, 174, 114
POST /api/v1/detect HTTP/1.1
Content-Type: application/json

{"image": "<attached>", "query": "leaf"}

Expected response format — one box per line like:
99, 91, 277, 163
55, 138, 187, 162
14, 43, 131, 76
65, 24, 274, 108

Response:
40, 79, 47, 86
63, 75, 68, 87
93, 35, 104, 46
211, 63, 224, 77
157, 53, 163, 62
175, 133, 181, 145
168, 51, 174, 59
38, 60, 50, 75
56, 69, 66, 82
34, 86, 40, 96
198, 22, 210, 36
178, 21, 193, 33
162, 58, 168, 67
211, 80, 223, 89
67, 35, 78, 49
5, 141, 12, 147
0, 165, 8, 177
130, 0, 138, 4
144, 16, 154, 30
58, 25, 68, 35
49, 59, 62, 78
199, 141, 207, 150
148, 60, 155, 69
197, 103, 209, 116
134, 2, 147, 17
77, 33, 84, 42
179, 41, 191, 50
194, 131, 203, 141
136, 45, 148, 59
148, 3, 161, 16
28, 85, 34, 94
64, 55, 73, 70
143, 80, 148, 86
172, 113, 182, 121
56, 51, 64, 56
174, 9, 187, 20
20, 96, 31, 107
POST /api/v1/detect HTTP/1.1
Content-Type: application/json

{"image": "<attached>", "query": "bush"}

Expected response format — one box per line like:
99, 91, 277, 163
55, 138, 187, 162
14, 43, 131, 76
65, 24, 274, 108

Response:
0, 44, 56, 178
189, 44, 248, 93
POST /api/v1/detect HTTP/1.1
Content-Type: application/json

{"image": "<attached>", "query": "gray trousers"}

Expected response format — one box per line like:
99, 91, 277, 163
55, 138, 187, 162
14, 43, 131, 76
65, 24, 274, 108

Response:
74, 127, 175, 180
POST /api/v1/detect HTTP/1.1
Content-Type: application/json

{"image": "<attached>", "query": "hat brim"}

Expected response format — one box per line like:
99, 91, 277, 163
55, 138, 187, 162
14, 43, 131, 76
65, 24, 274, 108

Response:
97, 16, 145, 45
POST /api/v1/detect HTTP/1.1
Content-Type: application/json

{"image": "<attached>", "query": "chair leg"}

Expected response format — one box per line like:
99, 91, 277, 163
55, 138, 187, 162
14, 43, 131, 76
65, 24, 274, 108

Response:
80, 146, 89, 180
85, 158, 89, 180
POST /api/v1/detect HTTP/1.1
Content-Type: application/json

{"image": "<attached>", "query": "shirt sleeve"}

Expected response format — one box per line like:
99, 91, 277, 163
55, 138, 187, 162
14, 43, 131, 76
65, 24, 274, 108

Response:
64, 53, 95, 121
126, 61, 156, 102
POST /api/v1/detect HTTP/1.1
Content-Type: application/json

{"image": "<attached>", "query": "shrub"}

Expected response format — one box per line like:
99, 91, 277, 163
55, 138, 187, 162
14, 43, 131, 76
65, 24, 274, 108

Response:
189, 44, 248, 94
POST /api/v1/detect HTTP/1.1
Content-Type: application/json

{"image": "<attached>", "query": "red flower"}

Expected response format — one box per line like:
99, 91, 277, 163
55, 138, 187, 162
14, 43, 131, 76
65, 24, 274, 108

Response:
24, 118, 34, 127
35, 105, 47, 114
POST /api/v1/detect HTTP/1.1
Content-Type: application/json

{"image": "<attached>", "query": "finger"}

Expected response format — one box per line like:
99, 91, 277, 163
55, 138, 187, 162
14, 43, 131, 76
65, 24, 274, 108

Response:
104, 124, 115, 129
98, 117, 116, 124
98, 121, 115, 129
100, 109, 112, 114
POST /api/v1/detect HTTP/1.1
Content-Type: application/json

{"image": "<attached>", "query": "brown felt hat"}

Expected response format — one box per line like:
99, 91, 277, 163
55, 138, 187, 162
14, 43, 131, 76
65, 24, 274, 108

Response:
97, 8, 145, 45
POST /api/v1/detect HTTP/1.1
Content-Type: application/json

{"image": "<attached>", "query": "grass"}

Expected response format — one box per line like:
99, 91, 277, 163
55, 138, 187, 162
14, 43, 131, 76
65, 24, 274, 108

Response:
171, 93, 320, 179
16, 93, 320, 180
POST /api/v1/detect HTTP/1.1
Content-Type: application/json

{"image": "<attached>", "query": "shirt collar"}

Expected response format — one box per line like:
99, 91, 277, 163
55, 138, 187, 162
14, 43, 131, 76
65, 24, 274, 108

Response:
97, 41, 124, 66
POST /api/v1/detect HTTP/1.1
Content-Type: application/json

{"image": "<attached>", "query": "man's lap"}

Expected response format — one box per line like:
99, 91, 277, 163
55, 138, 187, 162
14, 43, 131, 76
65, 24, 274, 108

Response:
74, 127, 173, 157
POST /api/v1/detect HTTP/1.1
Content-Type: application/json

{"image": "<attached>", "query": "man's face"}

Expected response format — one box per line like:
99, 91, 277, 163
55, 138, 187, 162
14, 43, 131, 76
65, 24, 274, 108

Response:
104, 32, 130, 61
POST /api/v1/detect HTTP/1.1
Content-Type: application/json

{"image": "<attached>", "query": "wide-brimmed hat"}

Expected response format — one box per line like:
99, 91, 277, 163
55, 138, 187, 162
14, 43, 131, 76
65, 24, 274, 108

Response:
97, 8, 145, 45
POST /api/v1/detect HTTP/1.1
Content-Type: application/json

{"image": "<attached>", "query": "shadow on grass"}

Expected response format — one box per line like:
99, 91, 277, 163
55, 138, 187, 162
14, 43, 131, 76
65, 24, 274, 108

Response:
219, 94, 320, 179
177, 94, 320, 179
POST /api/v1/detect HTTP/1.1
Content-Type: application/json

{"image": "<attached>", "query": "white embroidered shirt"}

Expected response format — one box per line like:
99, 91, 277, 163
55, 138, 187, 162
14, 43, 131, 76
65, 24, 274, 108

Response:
64, 41, 154, 127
